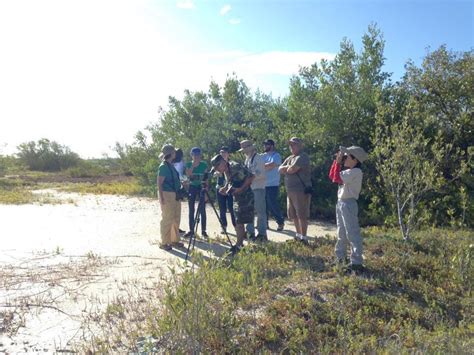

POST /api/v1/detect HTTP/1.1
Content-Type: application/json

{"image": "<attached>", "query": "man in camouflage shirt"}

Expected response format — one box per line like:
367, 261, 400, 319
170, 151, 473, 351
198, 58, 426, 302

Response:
211, 154, 254, 253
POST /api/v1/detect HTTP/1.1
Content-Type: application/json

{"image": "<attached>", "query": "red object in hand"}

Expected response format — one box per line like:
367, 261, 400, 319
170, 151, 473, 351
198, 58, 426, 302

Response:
328, 160, 343, 184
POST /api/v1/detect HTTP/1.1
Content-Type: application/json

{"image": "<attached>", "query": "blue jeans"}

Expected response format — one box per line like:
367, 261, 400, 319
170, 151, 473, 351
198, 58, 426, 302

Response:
335, 199, 363, 265
265, 186, 284, 225
246, 188, 267, 236
188, 185, 206, 233
217, 190, 236, 228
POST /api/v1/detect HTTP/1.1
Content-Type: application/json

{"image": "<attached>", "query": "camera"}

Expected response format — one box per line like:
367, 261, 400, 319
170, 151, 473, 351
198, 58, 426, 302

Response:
201, 172, 210, 188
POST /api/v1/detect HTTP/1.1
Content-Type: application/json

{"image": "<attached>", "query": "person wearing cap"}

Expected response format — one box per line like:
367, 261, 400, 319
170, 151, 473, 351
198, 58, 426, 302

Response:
157, 144, 184, 251
240, 139, 268, 241
263, 139, 285, 231
279, 137, 312, 243
215, 146, 236, 233
329, 145, 368, 274
184, 147, 209, 238
211, 154, 255, 253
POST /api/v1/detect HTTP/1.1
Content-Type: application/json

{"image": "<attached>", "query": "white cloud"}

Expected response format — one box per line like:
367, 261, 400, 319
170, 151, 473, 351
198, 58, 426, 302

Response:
177, 0, 195, 9
229, 18, 241, 25
220, 4, 231, 16
0, 0, 334, 158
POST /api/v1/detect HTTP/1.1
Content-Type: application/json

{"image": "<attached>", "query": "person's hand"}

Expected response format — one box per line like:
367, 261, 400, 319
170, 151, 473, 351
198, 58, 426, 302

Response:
336, 151, 343, 164
218, 187, 227, 196
232, 187, 242, 195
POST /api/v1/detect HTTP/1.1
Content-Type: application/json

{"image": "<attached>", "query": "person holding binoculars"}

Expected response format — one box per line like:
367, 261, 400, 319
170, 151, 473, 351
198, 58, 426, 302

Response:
329, 145, 368, 274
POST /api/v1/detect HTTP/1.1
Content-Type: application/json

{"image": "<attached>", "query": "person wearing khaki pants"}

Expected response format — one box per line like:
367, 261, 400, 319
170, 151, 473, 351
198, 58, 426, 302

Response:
157, 144, 184, 251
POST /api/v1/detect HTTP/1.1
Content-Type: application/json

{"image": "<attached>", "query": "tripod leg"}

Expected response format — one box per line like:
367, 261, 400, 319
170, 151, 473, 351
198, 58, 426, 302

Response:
205, 190, 234, 249
185, 190, 202, 261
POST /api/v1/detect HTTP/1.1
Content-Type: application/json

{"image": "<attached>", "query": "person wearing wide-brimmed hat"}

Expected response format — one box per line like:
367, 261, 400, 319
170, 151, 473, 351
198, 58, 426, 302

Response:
157, 144, 184, 251
279, 137, 312, 243
329, 145, 368, 274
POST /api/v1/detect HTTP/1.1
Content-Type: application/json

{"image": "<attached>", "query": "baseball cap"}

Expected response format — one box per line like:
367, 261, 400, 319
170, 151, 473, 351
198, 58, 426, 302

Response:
288, 137, 303, 144
190, 147, 202, 156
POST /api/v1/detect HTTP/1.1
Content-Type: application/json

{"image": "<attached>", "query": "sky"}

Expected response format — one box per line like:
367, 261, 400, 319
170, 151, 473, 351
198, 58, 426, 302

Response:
0, 0, 472, 158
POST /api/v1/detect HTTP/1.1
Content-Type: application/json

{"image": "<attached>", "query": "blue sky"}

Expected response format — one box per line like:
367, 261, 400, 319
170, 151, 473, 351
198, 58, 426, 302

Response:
0, 0, 472, 157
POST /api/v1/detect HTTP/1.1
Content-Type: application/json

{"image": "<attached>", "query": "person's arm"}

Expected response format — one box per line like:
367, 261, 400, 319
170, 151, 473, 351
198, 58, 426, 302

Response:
265, 153, 281, 170
279, 157, 290, 174
157, 176, 166, 205
286, 155, 302, 175
286, 164, 301, 175
233, 175, 255, 195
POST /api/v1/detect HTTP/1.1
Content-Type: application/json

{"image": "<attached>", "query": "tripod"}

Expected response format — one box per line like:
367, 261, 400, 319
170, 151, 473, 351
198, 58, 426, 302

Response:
185, 188, 234, 261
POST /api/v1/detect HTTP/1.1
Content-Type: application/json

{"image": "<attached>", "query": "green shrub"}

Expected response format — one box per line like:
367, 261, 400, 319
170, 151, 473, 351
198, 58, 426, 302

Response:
17, 138, 80, 172
83, 228, 473, 352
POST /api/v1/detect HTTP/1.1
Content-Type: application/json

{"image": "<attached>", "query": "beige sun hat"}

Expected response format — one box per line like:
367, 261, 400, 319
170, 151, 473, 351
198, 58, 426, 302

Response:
239, 139, 255, 152
159, 144, 175, 160
340, 145, 368, 163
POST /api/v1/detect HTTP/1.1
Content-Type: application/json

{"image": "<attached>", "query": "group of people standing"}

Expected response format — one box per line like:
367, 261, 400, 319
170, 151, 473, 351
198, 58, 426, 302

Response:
157, 137, 368, 272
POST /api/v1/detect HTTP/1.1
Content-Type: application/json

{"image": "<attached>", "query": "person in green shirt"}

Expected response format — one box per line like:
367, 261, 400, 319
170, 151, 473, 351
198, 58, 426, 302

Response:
184, 147, 209, 238
157, 144, 184, 251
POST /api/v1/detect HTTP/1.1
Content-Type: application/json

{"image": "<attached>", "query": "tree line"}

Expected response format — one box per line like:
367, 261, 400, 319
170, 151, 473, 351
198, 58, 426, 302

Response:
5, 25, 471, 237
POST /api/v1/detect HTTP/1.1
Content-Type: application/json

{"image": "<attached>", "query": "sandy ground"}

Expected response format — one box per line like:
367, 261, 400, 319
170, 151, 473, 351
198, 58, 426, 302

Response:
0, 190, 335, 352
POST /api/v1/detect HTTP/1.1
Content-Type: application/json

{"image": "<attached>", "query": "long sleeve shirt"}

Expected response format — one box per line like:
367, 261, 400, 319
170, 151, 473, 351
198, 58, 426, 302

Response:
329, 160, 363, 200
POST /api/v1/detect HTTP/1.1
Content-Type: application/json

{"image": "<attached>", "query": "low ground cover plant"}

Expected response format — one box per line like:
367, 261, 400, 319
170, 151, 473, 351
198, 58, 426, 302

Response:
81, 228, 473, 353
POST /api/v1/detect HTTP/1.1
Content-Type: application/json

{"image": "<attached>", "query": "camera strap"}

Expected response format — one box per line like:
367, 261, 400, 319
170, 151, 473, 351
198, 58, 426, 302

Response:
295, 172, 308, 190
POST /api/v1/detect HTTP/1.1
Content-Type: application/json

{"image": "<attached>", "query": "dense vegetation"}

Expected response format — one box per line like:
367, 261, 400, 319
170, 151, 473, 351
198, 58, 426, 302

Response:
84, 228, 473, 353
116, 26, 473, 236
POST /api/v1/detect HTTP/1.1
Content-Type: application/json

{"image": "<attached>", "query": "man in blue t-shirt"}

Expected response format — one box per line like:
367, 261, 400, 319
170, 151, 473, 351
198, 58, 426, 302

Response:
263, 139, 285, 231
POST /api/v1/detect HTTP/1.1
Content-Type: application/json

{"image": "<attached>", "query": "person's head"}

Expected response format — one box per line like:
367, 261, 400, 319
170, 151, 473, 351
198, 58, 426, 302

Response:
340, 146, 367, 169
160, 144, 176, 162
190, 147, 202, 162
210, 154, 228, 174
219, 146, 230, 161
263, 139, 275, 153
288, 137, 303, 155
239, 140, 256, 157
173, 148, 183, 163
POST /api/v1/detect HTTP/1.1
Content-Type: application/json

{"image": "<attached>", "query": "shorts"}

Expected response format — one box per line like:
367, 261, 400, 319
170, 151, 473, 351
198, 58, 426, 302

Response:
233, 190, 254, 224
287, 191, 311, 220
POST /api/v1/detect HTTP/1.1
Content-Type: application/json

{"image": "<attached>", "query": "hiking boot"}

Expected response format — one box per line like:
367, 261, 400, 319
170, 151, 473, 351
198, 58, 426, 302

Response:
229, 245, 241, 255
171, 241, 184, 248
346, 264, 365, 275
277, 223, 285, 231
201, 231, 209, 239
247, 233, 256, 241
159, 244, 172, 251
178, 228, 186, 234
183, 231, 193, 238
299, 238, 309, 246
256, 234, 268, 243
